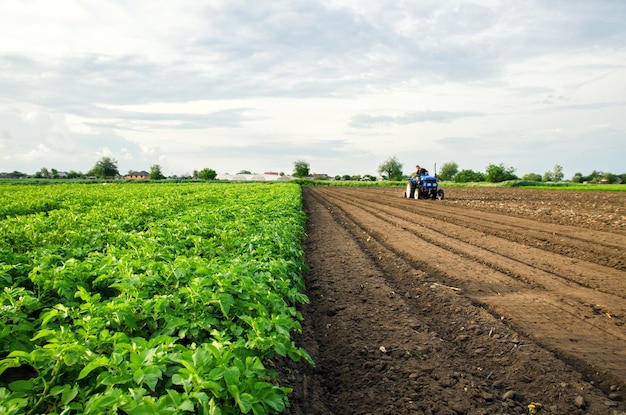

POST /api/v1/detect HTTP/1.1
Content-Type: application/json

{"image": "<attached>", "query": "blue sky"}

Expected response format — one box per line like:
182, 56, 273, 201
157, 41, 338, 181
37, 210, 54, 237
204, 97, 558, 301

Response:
1, 0, 625, 178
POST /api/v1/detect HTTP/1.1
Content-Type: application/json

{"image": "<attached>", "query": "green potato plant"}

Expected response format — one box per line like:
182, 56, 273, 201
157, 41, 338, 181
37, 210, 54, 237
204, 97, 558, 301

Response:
0, 182, 312, 414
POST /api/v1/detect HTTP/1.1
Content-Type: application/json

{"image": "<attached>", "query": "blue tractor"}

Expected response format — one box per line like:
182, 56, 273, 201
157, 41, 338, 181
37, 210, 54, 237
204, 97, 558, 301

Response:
405, 172, 444, 200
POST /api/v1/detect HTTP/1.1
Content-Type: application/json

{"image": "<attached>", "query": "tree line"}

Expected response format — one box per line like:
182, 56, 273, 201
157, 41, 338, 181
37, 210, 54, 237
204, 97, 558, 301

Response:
375, 157, 625, 184
0, 157, 218, 181
2, 156, 624, 184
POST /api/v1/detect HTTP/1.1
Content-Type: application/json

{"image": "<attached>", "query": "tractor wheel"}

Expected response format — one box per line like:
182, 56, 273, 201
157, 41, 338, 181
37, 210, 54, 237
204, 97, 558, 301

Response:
437, 189, 445, 200
405, 182, 414, 199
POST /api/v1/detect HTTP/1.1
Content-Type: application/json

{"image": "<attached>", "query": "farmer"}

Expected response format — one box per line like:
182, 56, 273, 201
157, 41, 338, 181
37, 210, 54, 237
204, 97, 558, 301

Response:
412, 165, 429, 185
408, 164, 427, 197
415, 164, 428, 177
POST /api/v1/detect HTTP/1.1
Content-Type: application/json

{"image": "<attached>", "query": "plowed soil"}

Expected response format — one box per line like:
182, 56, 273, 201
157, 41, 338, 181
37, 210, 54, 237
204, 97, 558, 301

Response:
283, 186, 626, 415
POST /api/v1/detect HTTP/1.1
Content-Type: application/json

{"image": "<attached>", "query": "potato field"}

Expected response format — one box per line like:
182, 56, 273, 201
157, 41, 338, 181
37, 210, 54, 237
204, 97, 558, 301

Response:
0, 182, 311, 415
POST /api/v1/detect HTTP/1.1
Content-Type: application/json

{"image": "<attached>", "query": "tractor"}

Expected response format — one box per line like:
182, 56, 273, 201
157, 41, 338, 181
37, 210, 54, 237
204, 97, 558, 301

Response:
404, 172, 444, 200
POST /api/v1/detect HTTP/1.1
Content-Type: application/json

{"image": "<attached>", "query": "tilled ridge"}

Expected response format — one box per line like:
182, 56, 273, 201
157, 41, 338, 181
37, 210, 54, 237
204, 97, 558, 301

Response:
284, 187, 624, 415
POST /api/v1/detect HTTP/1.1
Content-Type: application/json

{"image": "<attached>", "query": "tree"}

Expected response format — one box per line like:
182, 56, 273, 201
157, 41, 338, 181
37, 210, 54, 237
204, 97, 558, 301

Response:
438, 161, 459, 181
552, 165, 564, 182
149, 164, 166, 180
522, 173, 542, 182
89, 157, 119, 178
485, 163, 517, 183
454, 169, 485, 183
67, 170, 83, 179
238, 170, 252, 174
601, 173, 617, 184
34, 167, 50, 178
0, 170, 27, 179
198, 168, 217, 180
542, 171, 553, 182
571, 172, 583, 183
378, 157, 403, 181
293, 160, 310, 178
577, 170, 602, 183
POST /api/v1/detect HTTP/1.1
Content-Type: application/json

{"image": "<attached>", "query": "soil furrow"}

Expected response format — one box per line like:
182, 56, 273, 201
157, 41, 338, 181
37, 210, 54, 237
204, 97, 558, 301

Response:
323, 187, 626, 299
315, 186, 626, 303
310, 187, 626, 384
284, 186, 626, 415
322, 186, 626, 270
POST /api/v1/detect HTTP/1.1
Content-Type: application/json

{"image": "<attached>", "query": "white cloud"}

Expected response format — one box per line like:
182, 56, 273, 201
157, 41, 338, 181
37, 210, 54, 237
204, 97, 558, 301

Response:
0, 0, 625, 178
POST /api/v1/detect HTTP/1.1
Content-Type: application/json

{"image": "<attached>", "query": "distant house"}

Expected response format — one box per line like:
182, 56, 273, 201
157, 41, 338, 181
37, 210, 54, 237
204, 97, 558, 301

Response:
125, 171, 149, 180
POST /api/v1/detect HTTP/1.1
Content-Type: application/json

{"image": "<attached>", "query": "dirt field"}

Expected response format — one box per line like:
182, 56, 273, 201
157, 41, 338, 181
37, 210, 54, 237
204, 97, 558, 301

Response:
284, 186, 626, 415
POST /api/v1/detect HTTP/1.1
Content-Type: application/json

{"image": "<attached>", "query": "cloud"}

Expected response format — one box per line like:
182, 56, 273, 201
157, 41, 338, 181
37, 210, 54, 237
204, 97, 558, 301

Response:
349, 110, 481, 129
1, 0, 625, 178
554, 101, 626, 111
0, 110, 148, 172
82, 107, 257, 130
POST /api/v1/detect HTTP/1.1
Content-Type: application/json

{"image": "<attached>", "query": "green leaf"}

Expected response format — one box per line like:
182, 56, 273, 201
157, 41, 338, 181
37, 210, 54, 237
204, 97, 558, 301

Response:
78, 356, 108, 380
74, 286, 90, 302
97, 372, 127, 387
8, 379, 34, 392
133, 368, 145, 385
217, 294, 234, 317
61, 385, 79, 405
6, 350, 31, 360
0, 358, 21, 376
134, 366, 162, 391
261, 388, 287, 411
207, 367, 225, 381
179, 400, 195, 412
86, 393, 121, 412
223, 366, 240, 387
235, 392, 254, 413
31, 329, 56, 341
165, 388, 183, 407
145, 367, 163, 390
273, 341, 287, 357
124, 404, 160, 415
39, 308, 59, 327
62, 344, 87, 366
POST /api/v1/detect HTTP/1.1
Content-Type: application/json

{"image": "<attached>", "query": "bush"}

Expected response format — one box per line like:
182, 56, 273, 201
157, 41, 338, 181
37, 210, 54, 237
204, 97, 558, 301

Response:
454, 169, 485, 183
485, 163, 518, 183
522, 173, 543, 182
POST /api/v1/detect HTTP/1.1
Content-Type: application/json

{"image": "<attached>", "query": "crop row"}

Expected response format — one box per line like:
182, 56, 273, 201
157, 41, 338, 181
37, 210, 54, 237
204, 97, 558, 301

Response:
0, 182, 311, 415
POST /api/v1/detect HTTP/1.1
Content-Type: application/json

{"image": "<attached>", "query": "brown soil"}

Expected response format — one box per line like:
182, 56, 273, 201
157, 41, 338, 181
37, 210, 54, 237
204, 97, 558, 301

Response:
283, 186, 626, 415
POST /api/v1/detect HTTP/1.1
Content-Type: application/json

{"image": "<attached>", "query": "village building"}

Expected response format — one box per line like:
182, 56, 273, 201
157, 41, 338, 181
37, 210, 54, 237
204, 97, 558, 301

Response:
125, 171, 149, 180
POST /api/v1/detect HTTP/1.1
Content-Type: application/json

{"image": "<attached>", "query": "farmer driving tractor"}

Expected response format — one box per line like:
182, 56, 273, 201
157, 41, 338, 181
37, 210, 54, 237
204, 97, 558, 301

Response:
413, 164, 429, 183
410, 164, 429, 188
405, 164, 444, 200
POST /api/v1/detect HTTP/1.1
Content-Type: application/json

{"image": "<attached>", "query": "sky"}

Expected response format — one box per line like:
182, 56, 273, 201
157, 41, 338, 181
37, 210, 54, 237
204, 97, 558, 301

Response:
1, 0, 625, 179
